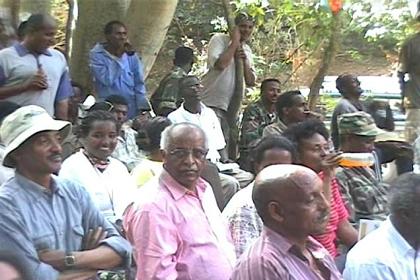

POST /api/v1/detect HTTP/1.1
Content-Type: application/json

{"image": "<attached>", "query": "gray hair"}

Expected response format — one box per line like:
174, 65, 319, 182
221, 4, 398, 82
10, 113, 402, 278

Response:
160, 122, 208, 151
389, 173, 420, 216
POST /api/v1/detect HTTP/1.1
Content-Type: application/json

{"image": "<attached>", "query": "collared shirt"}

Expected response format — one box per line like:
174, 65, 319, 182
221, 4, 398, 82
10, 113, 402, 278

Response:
262, 118, 288, 137
0, 43, 72, 117
60, 150, 136, 224
344, 218, 420, 279
336, 166, 389, 223
89, 43, 148, 119
168, 102, 226, 162
231, 227, 342, 280
399, 32, 420, 109
123, 169, 236, 280
0, 173, 132, 279
239, 99, 277, 157
201, 33, 254, 111
151, 66, 187, 114
112, 125, 145, 172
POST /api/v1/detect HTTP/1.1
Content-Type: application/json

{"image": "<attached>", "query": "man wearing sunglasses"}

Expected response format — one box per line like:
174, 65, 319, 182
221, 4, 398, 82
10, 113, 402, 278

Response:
124, 123, 236, 280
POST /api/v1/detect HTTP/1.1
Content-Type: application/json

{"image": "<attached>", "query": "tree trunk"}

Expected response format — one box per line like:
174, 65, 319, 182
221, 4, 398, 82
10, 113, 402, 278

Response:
2, 0, 20, 30
20, 0, 51, 14
308, 12, 340, 111
64, 0, 74, 58
69, 0, 128, 94
126, 0, 178, 79
221, 0, 244, 159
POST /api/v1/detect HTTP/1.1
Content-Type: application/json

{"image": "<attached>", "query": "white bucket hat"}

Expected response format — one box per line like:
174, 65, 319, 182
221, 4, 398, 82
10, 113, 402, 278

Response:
0, 105, 72, 168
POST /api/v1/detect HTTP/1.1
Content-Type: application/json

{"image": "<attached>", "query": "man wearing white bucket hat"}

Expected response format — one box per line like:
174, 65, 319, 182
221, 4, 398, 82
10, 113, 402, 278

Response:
0, 105, 131, 279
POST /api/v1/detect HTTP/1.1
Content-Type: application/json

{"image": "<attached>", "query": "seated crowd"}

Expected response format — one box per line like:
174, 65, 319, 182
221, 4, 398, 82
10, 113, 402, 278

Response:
0, 11, 418, 280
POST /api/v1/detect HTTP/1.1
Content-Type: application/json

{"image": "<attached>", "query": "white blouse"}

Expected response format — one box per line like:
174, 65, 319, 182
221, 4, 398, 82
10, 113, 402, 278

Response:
60, 150, 136, 223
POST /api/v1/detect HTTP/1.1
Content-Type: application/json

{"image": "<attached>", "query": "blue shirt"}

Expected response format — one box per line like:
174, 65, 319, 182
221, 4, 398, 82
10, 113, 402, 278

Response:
89, 43, 148, 119
0, 43, 73, 117
0, 173, 132, 279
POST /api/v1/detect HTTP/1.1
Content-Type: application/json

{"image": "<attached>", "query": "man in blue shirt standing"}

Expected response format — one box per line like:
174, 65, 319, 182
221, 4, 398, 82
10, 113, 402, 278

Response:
89, 20, 148, 119
0, 105, 132, 279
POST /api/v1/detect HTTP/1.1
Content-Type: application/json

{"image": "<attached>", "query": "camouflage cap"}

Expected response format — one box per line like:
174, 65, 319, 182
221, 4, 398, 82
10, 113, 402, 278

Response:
338, 111, 383, 137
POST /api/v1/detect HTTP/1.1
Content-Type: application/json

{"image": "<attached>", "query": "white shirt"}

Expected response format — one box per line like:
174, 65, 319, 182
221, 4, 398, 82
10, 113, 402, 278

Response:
344, 218, 420, 280
59, 150, 136, 223
201, 33, 254, 111
168, 102, 226, 163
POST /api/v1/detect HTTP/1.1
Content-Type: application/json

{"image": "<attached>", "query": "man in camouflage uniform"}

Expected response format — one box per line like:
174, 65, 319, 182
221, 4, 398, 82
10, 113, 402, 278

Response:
336, 112, 389, 224
151, 47, 195, 116
238, 79, 280, 171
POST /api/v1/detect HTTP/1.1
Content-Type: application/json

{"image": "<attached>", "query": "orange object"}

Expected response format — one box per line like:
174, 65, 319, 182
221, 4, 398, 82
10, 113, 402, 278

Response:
329, 0, 343, 14
339, 153, 375, 168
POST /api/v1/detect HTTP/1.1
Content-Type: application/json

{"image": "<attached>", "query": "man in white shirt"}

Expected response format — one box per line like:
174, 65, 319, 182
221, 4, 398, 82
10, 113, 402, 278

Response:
344, 172, 420, 279
168, 75, 253, 202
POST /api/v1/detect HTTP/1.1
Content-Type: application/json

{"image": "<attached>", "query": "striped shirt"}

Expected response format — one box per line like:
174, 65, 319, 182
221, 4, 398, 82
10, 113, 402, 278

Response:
313, 174, 349, 257
231, 227, 342, 280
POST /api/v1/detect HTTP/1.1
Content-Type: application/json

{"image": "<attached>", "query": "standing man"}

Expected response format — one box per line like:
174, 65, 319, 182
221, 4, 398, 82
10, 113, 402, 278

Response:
0, 14, 73, 120
123, 123, 236, 280
398, 6, 420, 143
90, 20, 148, 119
0, 105, 131, 279
231, 164, 342, 279
201, 13, 256, 154
238, 78, 280, 170
151, 46, 195, 116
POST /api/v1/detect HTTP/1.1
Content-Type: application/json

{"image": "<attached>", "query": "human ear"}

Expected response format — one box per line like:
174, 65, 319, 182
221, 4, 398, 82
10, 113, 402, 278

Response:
268, 201, 284, 223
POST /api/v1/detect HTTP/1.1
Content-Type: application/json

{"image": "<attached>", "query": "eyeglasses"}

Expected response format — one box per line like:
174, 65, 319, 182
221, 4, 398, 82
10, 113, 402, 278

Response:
169, 148, 208, 160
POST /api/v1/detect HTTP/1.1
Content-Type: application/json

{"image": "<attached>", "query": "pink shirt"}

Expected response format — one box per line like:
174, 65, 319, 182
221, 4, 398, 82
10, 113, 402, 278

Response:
231, 227, 343, 280
313, 174, 349, 257
123, 169, 236, 280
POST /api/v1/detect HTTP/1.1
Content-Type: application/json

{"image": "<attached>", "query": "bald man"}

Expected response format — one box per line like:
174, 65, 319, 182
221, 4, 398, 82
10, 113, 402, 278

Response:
124, 123, 236, 280
231, 164, 342, 280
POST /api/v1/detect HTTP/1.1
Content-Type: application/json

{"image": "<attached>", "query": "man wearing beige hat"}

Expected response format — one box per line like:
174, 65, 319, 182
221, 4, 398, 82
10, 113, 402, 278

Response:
336, 111, 390, 223
0, 105, 131, 279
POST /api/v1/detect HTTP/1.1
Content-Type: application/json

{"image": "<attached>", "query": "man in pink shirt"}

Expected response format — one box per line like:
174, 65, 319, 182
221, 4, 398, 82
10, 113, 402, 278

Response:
231, 164, 342, 279
123, 123, 236, 280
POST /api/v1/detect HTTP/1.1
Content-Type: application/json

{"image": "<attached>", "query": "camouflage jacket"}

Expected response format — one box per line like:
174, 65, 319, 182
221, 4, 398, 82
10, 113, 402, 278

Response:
335, 166, 389, 224
239, 99, 277, 155
151, 66, 187, 114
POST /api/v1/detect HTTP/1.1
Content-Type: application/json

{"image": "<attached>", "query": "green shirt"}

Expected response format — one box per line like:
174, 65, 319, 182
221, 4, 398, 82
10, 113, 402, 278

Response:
151, 66, 187, 114
335, 166, 389, 223
239, 99, 277, 157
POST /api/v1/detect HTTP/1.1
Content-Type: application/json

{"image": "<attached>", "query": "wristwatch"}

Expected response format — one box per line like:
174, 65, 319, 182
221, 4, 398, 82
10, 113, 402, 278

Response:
64, 253, 76, 269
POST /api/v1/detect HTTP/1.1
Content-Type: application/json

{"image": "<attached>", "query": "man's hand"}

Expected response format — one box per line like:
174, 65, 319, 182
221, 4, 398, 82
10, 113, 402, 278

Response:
83, 227, 107, 250
38, 250, 66, 271
24, 70, 48, 91
235, 47, 247, 60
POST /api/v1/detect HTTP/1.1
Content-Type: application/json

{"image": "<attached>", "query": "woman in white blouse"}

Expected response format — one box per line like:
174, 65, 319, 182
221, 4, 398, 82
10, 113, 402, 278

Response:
60, 110, 135, 225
